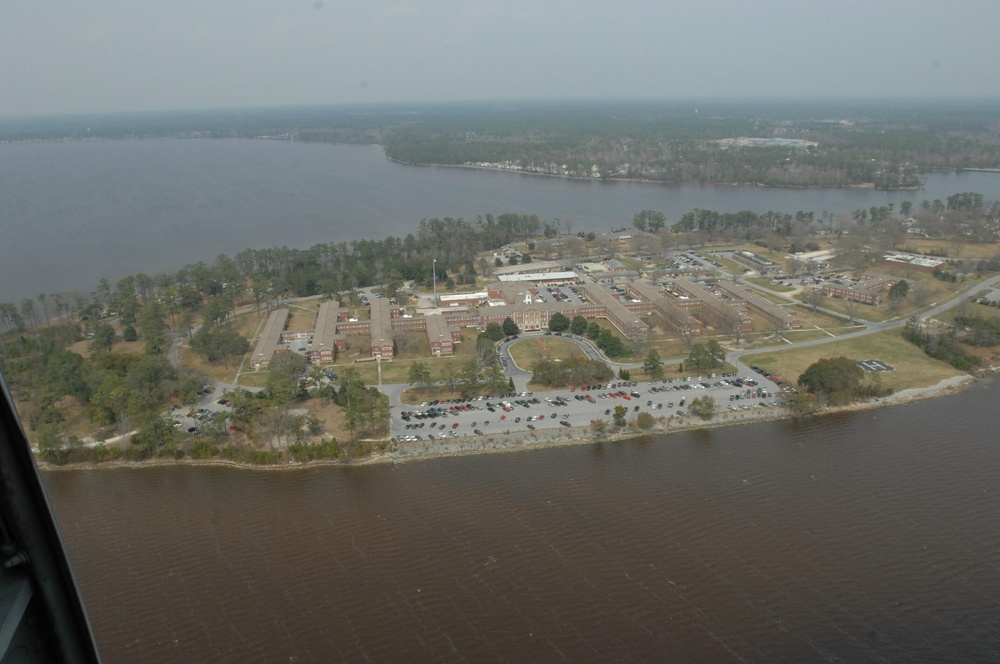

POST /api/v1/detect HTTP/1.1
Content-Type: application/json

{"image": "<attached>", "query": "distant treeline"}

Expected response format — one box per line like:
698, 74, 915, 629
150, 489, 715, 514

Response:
5, 100, 1000, 189
375, 100, 1000, 189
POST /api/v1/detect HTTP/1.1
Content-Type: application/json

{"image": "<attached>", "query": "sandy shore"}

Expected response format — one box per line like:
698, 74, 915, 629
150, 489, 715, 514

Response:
40, 374, 980, 472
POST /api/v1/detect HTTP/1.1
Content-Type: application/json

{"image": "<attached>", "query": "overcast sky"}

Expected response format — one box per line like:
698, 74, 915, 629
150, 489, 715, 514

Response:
3, 0, 999, 117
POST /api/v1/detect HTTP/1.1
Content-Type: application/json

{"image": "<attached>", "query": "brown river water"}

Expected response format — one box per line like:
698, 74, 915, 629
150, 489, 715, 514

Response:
43, 379, 1000, 663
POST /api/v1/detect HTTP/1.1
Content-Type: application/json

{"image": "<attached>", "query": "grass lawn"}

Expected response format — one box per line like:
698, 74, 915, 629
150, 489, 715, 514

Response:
177, 344, 240, 383
326, 356, 467, 387
645, 333, 689, 363
749, 288, 795, 306
400, 387, 476, 405
509, 337, 587, 368
796, 277, 973, 323
302, 397, 354, 441
742, 329, 964, 392
233, 372, 270, 389
898, 239, 1000, 260
794, 306, 852, 329
777, 329, 841, 343
174, 310, 274, 384
748, 277, 795, 292
712, 255, 752, 277
284, 302, 321, 331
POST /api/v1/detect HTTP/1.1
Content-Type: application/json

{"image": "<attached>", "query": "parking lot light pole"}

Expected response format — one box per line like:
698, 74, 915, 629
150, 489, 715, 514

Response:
377, 340, 384, 395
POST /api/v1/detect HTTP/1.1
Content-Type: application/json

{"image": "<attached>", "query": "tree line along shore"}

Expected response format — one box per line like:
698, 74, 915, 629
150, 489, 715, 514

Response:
2, 195, 999, 468
5, 100, 1000, 189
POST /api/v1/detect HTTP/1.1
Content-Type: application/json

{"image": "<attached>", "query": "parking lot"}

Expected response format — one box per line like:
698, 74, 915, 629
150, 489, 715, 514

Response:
534, 284, 588, 305
390, 375, 784, 443
163, 386, 238, 435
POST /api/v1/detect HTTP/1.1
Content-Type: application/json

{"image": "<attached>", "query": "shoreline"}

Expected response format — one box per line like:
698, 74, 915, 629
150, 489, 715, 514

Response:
383, 153, 925, 191
39, 374, 979, 473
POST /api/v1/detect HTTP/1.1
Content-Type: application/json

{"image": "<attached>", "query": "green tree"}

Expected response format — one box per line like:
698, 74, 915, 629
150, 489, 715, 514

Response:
597, 329, 626, 358
590, 419, 609, 439
482, 362, 508, 393
586, 321, 602, 340
228, 388, 262, 436
502, 317, 520, 336
138, 300, 168, 354
481, 321, 505, 341
122, 325, 138, 342
612, 405, 627, 427
190, 327, 249, 367
408, 361, 431, 393
633, 210, 666, 232
36, 423, 68, 465
570, 315, 589, 335
784, 392, 818, 416
458, 358, 483, 397
643, 348, 663, 379
888, 280, 909, 312
548, 312, 570, 332
266, 352, 307, 405
89, 322, 116, 354
798, 356, 864, 406
687, 340, 725, 371
688, 396, 716, 420
617, 368, 630, 380
636, 412, 655, 429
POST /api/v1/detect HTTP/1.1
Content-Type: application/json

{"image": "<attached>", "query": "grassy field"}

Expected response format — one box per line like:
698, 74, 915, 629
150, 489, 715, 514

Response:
711, 255, 751, 276
749, 288, 796, 306
645, 331, 689, 362
509, 337, 586, 368
401, 387, 453, 405
743, 329, 964, 392
284, 303, 321, 331
898, 239, 1000, 260
747, 277, 795, 292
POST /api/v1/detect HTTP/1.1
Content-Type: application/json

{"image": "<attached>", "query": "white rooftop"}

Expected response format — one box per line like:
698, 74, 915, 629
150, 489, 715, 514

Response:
497, 271, 578, 282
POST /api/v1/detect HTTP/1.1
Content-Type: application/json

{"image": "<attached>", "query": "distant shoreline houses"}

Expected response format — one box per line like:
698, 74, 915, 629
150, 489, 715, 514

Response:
249, 270, 802, 369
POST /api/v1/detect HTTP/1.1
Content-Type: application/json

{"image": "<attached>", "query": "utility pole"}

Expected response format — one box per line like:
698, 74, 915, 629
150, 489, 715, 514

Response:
432, 258, 438, 306
377, 351, 383, 395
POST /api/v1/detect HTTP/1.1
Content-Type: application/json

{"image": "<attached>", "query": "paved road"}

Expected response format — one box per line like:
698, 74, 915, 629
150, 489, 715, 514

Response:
729, 272, 1000, 368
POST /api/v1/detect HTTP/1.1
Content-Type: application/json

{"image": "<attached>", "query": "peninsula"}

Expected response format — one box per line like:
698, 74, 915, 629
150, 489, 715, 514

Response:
5, 196, 999, 468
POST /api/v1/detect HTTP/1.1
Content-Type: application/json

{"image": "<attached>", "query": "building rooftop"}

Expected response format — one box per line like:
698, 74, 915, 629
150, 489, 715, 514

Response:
491, 260, 567, 275
883, 253, 946, 269
497, 271, 578, 283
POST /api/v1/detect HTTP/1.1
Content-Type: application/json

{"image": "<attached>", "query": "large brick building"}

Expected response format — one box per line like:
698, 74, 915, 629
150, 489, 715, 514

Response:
731, 250, 782, 275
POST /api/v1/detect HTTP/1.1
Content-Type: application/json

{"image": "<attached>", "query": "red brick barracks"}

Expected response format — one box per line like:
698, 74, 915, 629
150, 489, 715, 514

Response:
250, 278, 800, 368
